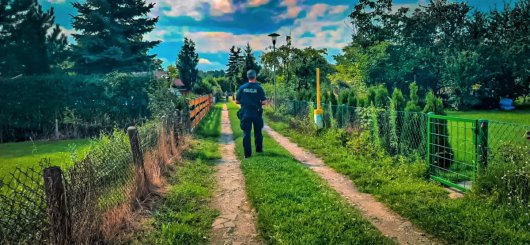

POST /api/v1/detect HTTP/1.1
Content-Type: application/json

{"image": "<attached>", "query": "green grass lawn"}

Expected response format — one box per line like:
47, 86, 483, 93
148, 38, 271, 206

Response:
227, 102, 393, 244
266, 114, 530, 244
447, 110, 530, 125
0, 138, 91, 177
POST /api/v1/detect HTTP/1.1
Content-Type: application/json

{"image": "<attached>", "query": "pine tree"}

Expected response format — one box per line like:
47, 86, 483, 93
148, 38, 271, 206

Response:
176, 37, 199, 90
2, 0, 56, 76
0, 0, 10, 76
71, 0, 160, 74
226, 46, 242, 92
240, 43, 260, 85
46, 24, 69, 72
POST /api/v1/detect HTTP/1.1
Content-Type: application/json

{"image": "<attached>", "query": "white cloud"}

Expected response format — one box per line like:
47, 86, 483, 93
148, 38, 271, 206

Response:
199, 58, 212, 64
150, 0, 235, 20
278, 0, 302, 20
48, 0, 66, 3
248, 0, 270, 7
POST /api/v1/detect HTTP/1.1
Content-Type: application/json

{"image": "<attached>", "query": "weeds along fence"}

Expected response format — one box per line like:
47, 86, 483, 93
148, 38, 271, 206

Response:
0, 95, 213, 244
275, 100, 530, 204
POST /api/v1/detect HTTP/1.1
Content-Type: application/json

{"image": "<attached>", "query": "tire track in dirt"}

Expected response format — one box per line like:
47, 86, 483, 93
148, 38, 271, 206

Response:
210, 104, 262, 245
264, 125, 440, 245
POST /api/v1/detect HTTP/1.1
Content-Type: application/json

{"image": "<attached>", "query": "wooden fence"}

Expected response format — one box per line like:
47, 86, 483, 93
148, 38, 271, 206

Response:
187, 94, 214, 129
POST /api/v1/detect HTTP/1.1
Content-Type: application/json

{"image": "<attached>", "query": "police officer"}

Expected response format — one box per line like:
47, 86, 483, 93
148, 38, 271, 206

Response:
235, 69, 267, 158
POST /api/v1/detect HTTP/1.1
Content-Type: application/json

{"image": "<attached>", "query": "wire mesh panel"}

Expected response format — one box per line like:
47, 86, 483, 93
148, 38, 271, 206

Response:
0, 161, 50, 244
428, 114, 478, 191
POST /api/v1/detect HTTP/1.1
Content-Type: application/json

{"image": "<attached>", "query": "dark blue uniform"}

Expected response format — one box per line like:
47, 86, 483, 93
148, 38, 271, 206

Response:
236, 82, 266, 157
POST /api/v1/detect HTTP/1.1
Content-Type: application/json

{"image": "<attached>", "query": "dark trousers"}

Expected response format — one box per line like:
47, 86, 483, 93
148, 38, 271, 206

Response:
240, 115, 264, 157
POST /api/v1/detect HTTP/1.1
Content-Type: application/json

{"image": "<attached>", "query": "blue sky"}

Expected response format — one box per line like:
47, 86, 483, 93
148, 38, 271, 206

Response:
39, 0, 508, 71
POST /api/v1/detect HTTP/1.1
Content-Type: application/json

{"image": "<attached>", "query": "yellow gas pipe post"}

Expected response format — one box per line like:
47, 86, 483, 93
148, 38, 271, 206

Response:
314, 68, 324, 129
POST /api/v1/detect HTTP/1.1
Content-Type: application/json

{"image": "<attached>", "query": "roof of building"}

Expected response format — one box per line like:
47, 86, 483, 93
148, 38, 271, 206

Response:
173, 78, 185, 87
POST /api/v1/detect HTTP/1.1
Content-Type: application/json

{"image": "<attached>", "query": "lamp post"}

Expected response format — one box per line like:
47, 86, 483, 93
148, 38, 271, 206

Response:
268, 32, 280, 109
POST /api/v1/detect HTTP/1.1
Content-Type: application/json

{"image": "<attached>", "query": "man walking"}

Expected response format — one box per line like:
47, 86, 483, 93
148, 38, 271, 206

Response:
235, 69, 267, 158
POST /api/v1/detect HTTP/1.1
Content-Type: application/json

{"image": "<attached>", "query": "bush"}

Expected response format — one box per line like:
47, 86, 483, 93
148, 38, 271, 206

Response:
475, 143, 530, 208
374, 85, 389, 108
0, 73, 153, 142
347, 90, 358, 107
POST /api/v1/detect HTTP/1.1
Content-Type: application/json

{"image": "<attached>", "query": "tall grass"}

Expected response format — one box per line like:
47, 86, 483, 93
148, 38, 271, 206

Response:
144, 104, 221, 244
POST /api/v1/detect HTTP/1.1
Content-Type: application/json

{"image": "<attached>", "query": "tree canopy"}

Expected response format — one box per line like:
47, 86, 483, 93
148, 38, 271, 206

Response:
176, 37, 199, 90
71, 0, 160, 74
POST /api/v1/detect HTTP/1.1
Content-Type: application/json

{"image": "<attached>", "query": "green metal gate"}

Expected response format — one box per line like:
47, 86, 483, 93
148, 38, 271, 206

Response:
427, 113, 488, 192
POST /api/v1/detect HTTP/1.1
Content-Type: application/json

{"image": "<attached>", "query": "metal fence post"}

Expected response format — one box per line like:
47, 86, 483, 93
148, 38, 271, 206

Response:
426, 112, 434, 178
43, 167, 71, 245
476, 119, 489, 169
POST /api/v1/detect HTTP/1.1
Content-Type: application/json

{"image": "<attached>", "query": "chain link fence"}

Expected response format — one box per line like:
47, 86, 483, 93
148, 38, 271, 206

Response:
0, 94, 212, 244
275, 99, 530, 204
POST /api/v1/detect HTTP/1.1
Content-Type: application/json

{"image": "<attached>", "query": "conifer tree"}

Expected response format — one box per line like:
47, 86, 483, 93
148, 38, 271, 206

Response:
226, 46, 242, 92
46, 24, 69, 72
176, 37, 199, 90
240, 43, 260, 85
71, 0, 160, 73
1, 0, 56, 75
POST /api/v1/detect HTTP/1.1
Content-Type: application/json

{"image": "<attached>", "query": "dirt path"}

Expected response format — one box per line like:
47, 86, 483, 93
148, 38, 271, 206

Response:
210, 104, 261, 245
264, 125, 439, 245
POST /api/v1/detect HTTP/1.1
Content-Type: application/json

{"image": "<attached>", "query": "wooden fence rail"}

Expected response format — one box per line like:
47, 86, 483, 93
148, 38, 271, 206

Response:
187, 94, 214, 129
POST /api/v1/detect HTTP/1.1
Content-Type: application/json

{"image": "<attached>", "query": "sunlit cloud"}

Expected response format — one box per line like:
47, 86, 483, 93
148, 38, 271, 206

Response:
199, 58, 212, 64
248, 0, 270, 7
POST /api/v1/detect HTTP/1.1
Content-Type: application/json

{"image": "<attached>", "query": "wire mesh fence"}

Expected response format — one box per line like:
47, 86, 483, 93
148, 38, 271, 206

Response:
277, 99, 428, 159
0, 94, 213, 244
276, 99, 530, 198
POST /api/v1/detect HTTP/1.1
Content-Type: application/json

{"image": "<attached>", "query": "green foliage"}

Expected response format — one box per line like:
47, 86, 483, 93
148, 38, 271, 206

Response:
347, 0, 530, 108
166, 65, 178, 80
423, 91, 445, 115
391, 88, 406, 111
374, 85, 389, 108
261, 45, 332, 97
226, 46, 243, 93
405, 82, 421, 112
366, 86, 376, 106
240, 43, 261, 86
71, 0, 159, 74
0, 73, 157, 142
338, 90, 349, 105
0, 0, 68, 76
347, 90, 358, 107
148, 78, 186, 118
177, 37, 200, 90
475, 143, 530, 208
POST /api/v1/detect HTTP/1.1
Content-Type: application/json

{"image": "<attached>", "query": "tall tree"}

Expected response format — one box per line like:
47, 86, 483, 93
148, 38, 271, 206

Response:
226, 46, 242, 92
46, 24, 69, 72
176, 37, 199, 90
0, 0, 10, 76
1, 0, 56, 76
240, 43, 260, 85
71, 0, 160, 74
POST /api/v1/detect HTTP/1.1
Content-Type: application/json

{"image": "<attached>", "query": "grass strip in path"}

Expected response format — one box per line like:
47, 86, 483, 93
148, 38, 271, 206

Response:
143, 104, 222, 244
266, 119, 530, 244
263, 125, 437, 244
226, 102, 393, 244
210, 104, 261, 244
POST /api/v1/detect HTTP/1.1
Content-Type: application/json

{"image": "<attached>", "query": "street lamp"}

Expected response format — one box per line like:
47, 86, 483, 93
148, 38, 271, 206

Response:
268, 32, 280, 109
